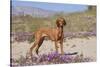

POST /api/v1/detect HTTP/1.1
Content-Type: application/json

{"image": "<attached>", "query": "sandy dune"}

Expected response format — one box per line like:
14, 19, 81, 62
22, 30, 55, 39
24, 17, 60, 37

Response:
11, 36, 96, 61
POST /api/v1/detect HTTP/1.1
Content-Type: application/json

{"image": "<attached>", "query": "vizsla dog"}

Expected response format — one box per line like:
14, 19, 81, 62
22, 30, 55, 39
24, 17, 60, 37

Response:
29, 17, 66, 57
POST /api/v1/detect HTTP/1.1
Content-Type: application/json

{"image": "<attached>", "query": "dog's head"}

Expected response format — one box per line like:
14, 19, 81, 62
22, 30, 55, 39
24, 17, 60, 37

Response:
56, 17, 66, 27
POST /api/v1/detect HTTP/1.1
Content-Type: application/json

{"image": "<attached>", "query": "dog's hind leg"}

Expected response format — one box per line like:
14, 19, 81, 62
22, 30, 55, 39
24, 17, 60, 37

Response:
35, 37, 44, 55
30, 40, 38, 57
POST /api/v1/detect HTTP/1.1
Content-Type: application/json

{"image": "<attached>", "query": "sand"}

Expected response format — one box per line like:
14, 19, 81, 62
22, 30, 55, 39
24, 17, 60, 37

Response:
11, 36, 96, 61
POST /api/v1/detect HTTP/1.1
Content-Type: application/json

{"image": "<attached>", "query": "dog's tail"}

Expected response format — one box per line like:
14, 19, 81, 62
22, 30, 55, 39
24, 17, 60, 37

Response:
28, 32, 35, 43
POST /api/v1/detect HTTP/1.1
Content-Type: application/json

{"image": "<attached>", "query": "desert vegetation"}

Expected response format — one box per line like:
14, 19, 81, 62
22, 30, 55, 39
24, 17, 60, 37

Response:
11, 6, 96, 32
11, 52, 93, 66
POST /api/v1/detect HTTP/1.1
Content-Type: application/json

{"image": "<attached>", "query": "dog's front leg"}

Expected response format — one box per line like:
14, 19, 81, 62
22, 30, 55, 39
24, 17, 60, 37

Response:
59, 39, 64, 54
55, 41, 58, 53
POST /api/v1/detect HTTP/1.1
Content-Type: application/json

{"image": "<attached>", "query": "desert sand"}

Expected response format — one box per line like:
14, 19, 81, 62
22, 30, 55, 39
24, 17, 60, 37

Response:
11, 36, 96, 61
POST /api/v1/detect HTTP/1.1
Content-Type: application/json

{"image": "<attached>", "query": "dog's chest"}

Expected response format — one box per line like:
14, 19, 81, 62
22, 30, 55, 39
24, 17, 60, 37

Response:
41, 33, 48, 37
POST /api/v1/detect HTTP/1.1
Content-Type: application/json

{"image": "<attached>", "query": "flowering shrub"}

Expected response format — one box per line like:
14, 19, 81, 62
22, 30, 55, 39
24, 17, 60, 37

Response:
11, 32, 96, 43
11, 52, 93, 66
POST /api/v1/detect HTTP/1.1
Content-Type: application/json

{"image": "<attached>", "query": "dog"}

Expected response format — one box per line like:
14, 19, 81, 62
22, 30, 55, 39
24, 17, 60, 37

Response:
29, 17, 66, 57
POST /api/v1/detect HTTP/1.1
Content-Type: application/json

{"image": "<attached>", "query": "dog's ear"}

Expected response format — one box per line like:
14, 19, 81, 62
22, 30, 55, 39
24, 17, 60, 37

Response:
63, 19, 66, 26
56, 18, 60, 27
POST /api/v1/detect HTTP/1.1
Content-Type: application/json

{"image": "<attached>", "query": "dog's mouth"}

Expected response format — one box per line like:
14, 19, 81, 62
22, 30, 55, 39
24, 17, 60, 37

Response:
60, 25, 63, 28
60, 24, 65, 27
